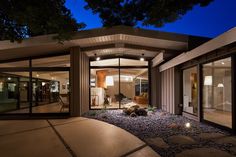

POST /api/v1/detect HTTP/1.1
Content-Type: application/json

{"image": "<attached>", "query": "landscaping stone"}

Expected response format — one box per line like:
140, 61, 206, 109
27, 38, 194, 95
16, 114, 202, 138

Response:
168, 123, 181, 129
135, 108, 147, 116
130, 112, 137, 117
145, 137, 169, 149
176, 148, 234, 157
214, 136, 236, 146
199, 132, 226, 140
83, 110, 234, 157
168, 135, 196, 145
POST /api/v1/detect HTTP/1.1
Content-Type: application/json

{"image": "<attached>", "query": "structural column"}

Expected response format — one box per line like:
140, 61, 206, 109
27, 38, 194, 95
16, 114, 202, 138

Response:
151, 66, 161, 108
70, 47, 90, 116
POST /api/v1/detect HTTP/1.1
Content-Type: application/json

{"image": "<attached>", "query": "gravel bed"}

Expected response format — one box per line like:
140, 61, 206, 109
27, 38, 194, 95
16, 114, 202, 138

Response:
83, 109, 234, 157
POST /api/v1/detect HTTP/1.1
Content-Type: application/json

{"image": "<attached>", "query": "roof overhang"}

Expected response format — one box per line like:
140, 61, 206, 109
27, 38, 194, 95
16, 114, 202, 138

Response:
159, 27, 236, 72
0, 26, 190, 61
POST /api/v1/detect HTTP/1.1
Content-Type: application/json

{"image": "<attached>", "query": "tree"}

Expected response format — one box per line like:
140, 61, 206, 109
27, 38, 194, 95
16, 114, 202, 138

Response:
84, 0, 213, 27
0, 0, 85, 42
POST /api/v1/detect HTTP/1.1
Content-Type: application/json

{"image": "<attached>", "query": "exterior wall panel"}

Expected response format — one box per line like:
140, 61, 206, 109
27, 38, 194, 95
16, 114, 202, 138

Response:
161, 67, 180, 114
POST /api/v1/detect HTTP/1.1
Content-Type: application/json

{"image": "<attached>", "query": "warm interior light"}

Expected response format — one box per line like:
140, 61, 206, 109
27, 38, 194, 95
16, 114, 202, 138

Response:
36, 74, 39, 77
42, 82, 46, 86
221, 62, 225, 65
7, 77, 11, 81
105, 76, 114, 86
185, 122, 191, 128
204, 76, 212, 86
217, 83, 224, 87
51, 77, 54, 80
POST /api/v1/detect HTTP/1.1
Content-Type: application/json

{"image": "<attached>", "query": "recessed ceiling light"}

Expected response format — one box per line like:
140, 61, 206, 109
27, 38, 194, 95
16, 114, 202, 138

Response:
95, 53, 100, 61
140, 54, 145, 61
36, 74, 39, 77
221, 62, 225, 65
96, 57, 101, 61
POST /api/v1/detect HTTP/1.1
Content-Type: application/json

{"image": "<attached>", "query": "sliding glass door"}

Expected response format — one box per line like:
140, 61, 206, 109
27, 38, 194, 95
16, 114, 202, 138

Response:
183, 66, 198, 116
202, 57, 232, 128
90, 58, 149, 109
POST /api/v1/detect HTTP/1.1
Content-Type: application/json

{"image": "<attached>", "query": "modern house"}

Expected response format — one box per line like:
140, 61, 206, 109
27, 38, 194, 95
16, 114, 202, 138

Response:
0, 26, 235, 132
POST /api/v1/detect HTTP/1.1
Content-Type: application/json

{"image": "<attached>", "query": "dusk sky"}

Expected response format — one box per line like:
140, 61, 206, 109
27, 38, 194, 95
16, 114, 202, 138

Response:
65, 0, 236, 38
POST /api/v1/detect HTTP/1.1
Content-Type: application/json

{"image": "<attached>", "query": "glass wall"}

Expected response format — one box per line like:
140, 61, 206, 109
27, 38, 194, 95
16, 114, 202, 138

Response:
183, 66, 198, 116
202, 57, 232, 128
120, 69, 149, 108
0, 54, 70, 115
32, 71, 69, 113
90, 68, 119, 109
0, 72, 31, 113
90, 58, 149, 109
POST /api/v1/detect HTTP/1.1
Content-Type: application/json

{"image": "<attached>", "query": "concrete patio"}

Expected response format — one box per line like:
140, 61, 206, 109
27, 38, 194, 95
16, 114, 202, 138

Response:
0, 117, 160, 157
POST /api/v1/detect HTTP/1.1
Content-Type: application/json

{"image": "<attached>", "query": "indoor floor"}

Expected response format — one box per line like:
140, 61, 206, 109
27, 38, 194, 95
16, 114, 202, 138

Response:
204, 109, 232, 128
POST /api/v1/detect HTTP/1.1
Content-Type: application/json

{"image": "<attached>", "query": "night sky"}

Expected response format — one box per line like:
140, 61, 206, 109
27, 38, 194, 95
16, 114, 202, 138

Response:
65, 0, 236, 38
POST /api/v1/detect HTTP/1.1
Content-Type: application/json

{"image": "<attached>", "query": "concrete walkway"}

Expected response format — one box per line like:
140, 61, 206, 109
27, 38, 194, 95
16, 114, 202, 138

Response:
0, 117, 160, 157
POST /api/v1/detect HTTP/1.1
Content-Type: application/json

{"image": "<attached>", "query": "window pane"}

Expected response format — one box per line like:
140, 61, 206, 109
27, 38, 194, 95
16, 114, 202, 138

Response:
90, 58, 119, 66
90, 68, 119, 109
120, 69, 149, 108
0, 60, 29, 67
0, 72, 30, 113
183, 67, 198, 116
32, 71, 70, 113
203, 57, 232, 128
32, 55, 70, 67
120, 58, 148, 66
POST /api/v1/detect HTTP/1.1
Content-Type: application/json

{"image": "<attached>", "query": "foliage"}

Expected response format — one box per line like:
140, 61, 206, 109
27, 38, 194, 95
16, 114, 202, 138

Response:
0, 0, 85, 42
84, 0, 213, 27
148, 105, 157, 112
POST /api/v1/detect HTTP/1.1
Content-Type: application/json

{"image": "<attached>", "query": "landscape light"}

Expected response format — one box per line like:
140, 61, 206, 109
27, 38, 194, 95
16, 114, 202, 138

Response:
185, 122, 191, 128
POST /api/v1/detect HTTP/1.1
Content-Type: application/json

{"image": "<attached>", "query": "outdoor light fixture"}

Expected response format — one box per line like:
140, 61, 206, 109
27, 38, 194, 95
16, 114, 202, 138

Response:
140, 54, 145, 61
42, 82, 46, 86
105, 76, 114, 86
95, 53, 100, 61
204, 76, 212, 86
185, 122, 191, 128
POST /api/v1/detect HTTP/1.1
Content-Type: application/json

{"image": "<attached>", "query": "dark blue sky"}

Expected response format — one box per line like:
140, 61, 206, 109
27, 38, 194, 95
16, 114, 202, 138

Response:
65, 0, 236, 38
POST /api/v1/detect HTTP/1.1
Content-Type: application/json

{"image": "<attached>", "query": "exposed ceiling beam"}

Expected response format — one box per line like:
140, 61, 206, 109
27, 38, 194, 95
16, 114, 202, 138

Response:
152, 51, 165, 67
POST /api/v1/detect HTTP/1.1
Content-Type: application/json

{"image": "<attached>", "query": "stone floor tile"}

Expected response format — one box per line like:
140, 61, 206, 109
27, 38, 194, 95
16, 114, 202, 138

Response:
176, 148, 234, 157
199, 132, 226, 140
0, 120, 49, 136
0, 127, 71, 157
49, 117, 88, 126
55, 119, 146, 157
214, 136, 236, 146
145, 137, 169, 149
126, 146, 161, 157
168, 135, 196, 145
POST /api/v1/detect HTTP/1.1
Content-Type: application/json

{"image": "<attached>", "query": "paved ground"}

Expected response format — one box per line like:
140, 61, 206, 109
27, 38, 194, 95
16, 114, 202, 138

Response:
0, 117, 160, 157
84, 110, 236, 157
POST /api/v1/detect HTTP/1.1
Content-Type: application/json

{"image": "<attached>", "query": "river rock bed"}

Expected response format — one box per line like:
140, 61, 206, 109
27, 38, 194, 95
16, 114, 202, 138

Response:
83, 110, 235, 157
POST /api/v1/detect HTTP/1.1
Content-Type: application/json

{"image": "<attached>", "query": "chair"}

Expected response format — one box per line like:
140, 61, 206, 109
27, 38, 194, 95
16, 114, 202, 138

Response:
59, 95, 69, 112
